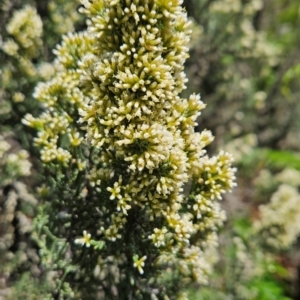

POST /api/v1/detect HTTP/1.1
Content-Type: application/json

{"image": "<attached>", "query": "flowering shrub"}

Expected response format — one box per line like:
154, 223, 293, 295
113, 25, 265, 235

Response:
2, 0, 300, 299
23, 0, 236, 298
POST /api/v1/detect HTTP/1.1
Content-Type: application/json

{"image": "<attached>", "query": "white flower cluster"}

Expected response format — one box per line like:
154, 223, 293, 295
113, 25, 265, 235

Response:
254, 183, 300, 249
3, 5, 42, 59
23, 32, 95, 166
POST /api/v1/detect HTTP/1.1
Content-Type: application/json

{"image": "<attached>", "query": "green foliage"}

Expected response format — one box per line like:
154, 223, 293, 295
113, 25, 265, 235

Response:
247, 278, 291, 300
264, 148, 300, 170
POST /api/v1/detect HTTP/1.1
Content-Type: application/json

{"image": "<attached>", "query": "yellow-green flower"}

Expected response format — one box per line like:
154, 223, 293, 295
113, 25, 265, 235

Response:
133, 255, 147, 275
74, 230, 91, 247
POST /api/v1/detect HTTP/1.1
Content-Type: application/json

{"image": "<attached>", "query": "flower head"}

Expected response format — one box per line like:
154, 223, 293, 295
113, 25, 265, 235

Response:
133, 255, 147, 275
74, 230, 91, 247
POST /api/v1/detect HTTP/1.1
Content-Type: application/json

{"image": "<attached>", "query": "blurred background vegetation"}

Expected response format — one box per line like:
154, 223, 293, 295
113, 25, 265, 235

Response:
1, 0, 300, 299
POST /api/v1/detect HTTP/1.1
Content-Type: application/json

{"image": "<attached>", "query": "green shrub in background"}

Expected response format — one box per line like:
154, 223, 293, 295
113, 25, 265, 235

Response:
0, 1, 83, 132
184, 0, 300, 150
182, 1, 300, 298
0, 1, 83, 299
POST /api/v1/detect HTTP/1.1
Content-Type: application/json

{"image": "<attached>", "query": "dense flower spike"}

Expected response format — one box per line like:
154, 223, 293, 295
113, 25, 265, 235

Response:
24, 0, 236, 298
